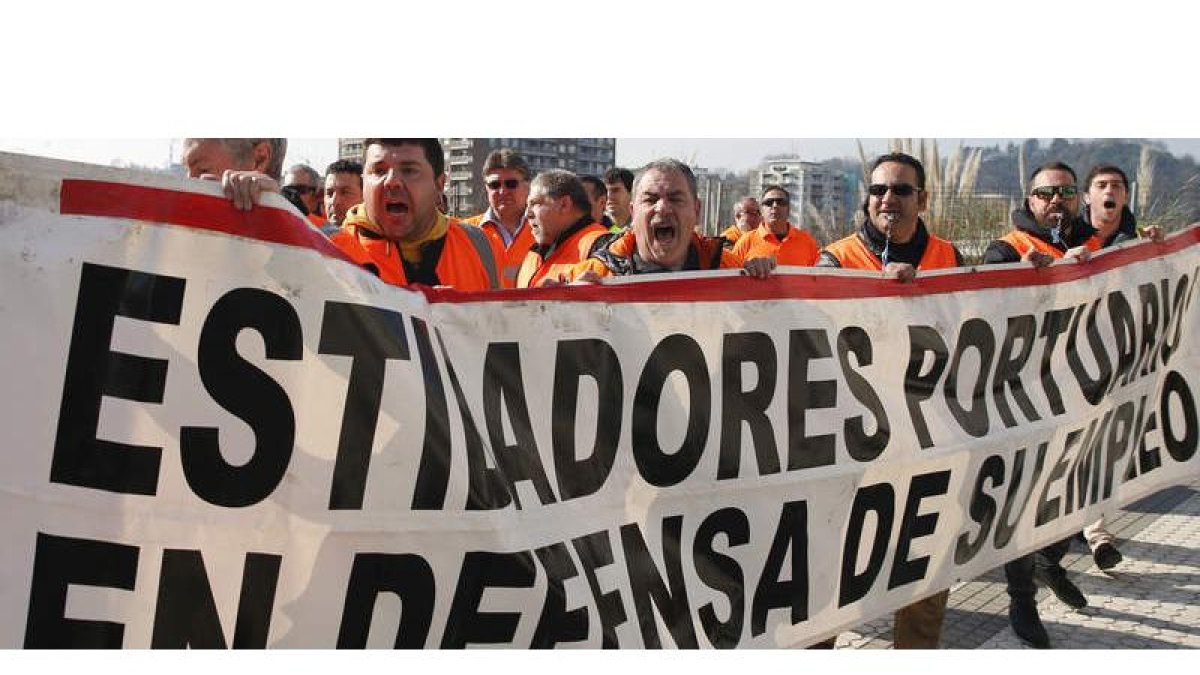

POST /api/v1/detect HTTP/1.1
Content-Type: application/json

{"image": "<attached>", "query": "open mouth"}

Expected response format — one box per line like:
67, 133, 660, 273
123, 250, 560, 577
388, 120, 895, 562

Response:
651, 223, 677, 246
385, 201, 409, 216
1103, 199, 1117, 209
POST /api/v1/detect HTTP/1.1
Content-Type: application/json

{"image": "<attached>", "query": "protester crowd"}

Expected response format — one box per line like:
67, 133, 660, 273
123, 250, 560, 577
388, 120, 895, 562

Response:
181, 137, 1169, 649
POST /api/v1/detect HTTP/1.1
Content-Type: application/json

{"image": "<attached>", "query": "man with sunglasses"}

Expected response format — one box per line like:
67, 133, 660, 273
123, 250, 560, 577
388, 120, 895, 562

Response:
730, 186, 820, 266
809, 154, 959, 650
817, 153, 961, 281
983, 161, 1097, 649
464, 148, 535, 288
721, 196, 762, 246
983, 161, 1099, 268
283, 163, 327, 229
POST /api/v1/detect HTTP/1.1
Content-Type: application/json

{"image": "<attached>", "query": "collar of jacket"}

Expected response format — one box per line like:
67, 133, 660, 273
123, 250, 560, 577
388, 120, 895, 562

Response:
530, 214, 595, 258
1011, 206, 1097, 250
857, 217, 930, 265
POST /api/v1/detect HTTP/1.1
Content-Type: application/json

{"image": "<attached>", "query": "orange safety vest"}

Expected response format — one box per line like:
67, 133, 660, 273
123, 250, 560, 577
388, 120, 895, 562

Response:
306, 213, 327, 229
516, 221, 609, 288
721, 225, 745, 243
330, 218, 499, 291
731, 222, 819, 266
466, 212, 533, 289
823, 232, 959, 271
566, 230, 741, 280
998, 229, 1102, 259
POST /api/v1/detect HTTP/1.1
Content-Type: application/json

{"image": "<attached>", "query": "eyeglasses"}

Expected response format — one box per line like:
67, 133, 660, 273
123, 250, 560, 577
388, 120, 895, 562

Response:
486, 178, 523, 191
738, 210, 761, 217
1030, 185, 1078, 200
288, 185, 316, 195
868, 183, 920, 197
762, 198, 789, 207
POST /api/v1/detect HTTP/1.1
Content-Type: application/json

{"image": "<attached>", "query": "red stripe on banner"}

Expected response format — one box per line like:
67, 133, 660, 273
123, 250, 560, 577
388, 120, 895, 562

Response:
59, 179, 352, 262
426, 225, 1200, 304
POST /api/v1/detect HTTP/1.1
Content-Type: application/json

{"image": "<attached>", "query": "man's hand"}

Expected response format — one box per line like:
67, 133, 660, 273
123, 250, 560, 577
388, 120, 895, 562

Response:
741, 256, 777, 279
1140, 225, 1165, 242
1022, 249, 1056, 268
882, 261, 917, 282
570, 270, 604, 285
221, 170, 280, 211
1063, 245, 1091, 262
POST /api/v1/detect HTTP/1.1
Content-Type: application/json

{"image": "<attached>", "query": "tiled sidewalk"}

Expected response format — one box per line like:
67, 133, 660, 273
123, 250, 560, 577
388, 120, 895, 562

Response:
835, 481, 1200, 649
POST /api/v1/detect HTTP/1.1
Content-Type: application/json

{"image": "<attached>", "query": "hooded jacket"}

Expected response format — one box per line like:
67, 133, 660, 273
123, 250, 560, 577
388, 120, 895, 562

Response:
982, 206, 1099, 264
817, 218, 962, 269
1081, 202, 1139, 248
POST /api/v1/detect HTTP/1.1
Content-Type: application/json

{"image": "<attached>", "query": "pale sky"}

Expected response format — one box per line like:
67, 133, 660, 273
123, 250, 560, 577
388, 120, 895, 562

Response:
3, 138, 1198, 176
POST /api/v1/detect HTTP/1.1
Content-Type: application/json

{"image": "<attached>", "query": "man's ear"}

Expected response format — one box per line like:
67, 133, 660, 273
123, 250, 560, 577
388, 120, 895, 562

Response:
435, 172, 447, 194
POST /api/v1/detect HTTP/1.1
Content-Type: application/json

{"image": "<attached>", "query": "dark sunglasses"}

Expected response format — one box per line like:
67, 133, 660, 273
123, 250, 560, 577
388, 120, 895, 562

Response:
762, 198, 789, 207
1030, 185, 1079, 200
288, 185, 316, 195
486, 178, 523, 190
868, 183, 920, 197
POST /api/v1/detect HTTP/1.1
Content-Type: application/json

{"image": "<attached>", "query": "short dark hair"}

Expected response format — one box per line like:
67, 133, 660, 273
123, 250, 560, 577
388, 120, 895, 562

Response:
1084, 163, 1129, 189
635, 159, 698, 200
579, 174, 606, 198
604, 167, 634, 192
869, 152, 927, 190
361, 138, 444, 176
1030, 161, 1077, 185
760, 184, 791, 201
325, 159, 363, 187
483, 148, 531, 181
532, 170, 592, 214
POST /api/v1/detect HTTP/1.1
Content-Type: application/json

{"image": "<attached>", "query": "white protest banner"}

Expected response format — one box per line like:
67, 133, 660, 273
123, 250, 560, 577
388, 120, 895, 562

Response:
0, 152, 1197, 648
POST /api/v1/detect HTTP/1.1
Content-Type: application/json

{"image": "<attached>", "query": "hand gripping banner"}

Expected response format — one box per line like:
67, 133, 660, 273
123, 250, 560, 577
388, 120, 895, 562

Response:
0, 152, 1197, 648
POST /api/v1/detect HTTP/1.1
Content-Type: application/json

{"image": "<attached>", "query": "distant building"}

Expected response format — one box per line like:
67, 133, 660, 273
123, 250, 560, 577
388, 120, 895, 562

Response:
337, 138, 616, 217
751, 157, 849, 241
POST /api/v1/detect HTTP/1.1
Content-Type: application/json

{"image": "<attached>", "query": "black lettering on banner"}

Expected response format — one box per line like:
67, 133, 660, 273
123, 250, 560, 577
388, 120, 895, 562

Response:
572, 531, 627, 649
552, 339, 623, 500
991, 315, 1041, 429
1122, 396, 1151, 481
994, 444, 1045, 549
632, 335, 710, 487
904, 326, 949, 450
1161, 370, 1198, 463
337, 553, 435, 648
955, 455, 1004, 565
837, 326, 889, 461
1066, 410, 1112, 516
150, 549, 281, 648
620, 516, 698, 648
1037, 423, 1090, 527
1038, 307, 1075, 416
751, 500, 809, 637
50, 263, 185, 496
1102, 401, 1137, 500
1067, 300, 1113, 406
441, 551, 536, 648
179, 289, 302, 508
718, 332, 780, 479
943, 318, 995, 438
838, 483, 894, 607
788, 329, 837, 469
693, 507, 749, 648
531, 543, 590, 648
888, 470, 951, 589
410, 317, 452, 509
318, 302, 410, 510
435, 330, 509, 510
1161, 275, 1189, 366
1130, 397, 1164, 479
483, 343, 556, 507
1135, 282, 1161, 378
24, 532, 139, 648
1107, 290, 1138, 391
